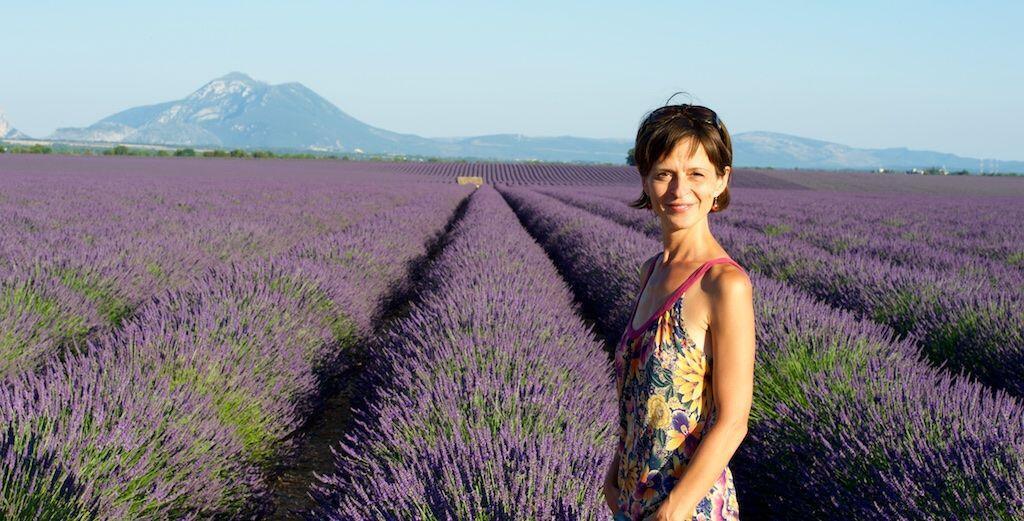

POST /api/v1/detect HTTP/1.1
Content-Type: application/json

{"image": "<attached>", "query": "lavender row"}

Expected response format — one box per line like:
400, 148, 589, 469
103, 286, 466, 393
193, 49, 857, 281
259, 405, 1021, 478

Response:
0, 168, 410, 378
390, 161, 639, 185
539, 188, 1024, 398
736, 167, 1024, 197
498, 186, 1024, 519
0, 153, 641, 188
0, 179, 470, 518
723, 188, 1024, 274
309, 186, 617, 519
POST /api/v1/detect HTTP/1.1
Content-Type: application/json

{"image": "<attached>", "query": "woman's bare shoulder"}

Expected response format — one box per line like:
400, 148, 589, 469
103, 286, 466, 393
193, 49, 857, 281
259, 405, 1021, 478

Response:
705, 261, 753, 300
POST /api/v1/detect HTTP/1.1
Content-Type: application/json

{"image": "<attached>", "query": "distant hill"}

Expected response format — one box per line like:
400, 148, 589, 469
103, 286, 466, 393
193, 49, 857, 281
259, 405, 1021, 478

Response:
0, 111, 29, 139
732, 131, 1024, 173
42, 72, 1023, 171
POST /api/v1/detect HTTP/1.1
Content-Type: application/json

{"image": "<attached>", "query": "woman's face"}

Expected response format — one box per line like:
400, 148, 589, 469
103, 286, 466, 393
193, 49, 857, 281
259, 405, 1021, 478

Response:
644, 137, 729, 229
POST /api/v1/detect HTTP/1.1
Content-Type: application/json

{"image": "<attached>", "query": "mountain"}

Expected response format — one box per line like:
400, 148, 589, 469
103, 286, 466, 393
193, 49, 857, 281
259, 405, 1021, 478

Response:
732, 131, 1024, 173
0, 111, 29, 139
44, 73, 1022, 170
49, 72, 631, 162
49, 72, 439, 153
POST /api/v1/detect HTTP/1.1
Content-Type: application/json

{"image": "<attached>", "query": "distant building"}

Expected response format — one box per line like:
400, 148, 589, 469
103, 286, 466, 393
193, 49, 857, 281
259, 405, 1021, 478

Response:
457, 176, 484, 187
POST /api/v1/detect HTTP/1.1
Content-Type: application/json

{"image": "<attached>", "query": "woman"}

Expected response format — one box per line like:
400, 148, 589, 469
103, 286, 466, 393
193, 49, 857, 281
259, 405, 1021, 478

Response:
603, 103, 755, 521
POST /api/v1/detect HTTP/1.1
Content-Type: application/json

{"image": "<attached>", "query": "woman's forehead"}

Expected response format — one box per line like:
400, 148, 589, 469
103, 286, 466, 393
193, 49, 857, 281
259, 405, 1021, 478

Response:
656, 138, 712, 168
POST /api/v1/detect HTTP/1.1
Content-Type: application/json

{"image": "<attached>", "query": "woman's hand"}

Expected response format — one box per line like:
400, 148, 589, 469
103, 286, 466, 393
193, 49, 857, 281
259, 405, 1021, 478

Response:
603, 478, 621, 515
603, 450, 623, 515
648, 496, 694, 521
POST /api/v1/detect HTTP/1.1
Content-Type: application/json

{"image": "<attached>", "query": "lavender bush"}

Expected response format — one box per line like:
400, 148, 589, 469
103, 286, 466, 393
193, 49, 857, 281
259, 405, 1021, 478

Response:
1, 162, 471, 518
309, 186, 617, 519
0, 426, 97, 520
0, 164, 469, 377
1, 343, 259, 519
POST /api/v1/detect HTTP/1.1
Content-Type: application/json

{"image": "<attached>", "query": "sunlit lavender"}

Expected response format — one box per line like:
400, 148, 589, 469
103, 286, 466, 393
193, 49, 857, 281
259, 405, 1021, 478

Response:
1, 155, 1021, 519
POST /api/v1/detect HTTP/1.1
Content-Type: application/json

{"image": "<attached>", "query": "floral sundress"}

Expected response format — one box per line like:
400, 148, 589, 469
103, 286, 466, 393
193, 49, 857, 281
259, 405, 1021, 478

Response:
613, 254, 743, 521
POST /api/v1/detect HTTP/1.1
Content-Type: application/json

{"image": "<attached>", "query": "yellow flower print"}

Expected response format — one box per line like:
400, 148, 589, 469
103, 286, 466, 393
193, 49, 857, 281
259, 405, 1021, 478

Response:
665, 409, 696, 451
645, 394, 671, 429
665, 429, 686, 452
673, 346, 706, 406
666, 396, 683, 410
653, 310, 672, 346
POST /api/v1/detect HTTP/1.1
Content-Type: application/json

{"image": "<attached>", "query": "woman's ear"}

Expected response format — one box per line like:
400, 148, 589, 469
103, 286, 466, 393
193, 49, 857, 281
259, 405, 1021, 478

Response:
718, 166, 731, 193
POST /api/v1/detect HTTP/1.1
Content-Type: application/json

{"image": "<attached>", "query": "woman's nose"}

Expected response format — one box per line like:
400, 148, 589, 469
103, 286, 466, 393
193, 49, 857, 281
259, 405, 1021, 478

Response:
670, 178, 687, 197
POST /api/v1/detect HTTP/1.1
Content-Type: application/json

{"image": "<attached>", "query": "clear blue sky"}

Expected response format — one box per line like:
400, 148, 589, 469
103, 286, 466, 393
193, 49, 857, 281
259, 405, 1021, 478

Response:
4, 0, 1022, 160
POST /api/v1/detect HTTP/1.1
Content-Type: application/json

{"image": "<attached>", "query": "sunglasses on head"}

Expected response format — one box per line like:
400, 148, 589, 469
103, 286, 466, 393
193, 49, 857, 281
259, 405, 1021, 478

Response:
651, 104, 723, 132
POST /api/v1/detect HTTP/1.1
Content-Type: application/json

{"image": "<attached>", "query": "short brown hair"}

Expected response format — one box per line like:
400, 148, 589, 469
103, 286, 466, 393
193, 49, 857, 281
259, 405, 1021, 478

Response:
630, 103, 733, 213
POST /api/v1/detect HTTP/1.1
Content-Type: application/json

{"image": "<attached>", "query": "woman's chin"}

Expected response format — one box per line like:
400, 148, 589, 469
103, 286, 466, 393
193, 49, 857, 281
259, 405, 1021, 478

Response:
660, 216, 693, 230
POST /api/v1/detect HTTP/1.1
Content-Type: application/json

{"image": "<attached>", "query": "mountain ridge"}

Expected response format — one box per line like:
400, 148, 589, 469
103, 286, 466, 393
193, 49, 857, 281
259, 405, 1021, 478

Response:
733, 131, 1022, 172
40, 73, 1024, 171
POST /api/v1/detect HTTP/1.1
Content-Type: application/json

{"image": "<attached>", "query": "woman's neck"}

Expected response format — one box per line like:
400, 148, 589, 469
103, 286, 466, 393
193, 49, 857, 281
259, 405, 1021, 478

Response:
658, 218, 720, 264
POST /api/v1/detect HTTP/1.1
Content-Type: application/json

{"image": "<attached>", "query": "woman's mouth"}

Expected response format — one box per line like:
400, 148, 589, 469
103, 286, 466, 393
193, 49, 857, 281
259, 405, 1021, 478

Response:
665, 203, 693, 214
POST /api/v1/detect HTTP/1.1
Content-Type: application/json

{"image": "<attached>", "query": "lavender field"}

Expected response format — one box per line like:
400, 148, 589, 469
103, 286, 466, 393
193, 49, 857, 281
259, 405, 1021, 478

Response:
1, 154, 1022, 520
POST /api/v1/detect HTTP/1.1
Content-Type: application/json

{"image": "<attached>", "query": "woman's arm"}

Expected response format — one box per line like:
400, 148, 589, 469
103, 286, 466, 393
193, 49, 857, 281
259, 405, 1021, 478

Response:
653, 267, 755, 520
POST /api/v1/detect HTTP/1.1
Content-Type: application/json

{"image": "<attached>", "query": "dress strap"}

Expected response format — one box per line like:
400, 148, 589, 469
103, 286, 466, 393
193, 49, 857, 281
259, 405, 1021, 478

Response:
625, 255, 745, 339
676, 257, 745, 295
624, 254, 660, 339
